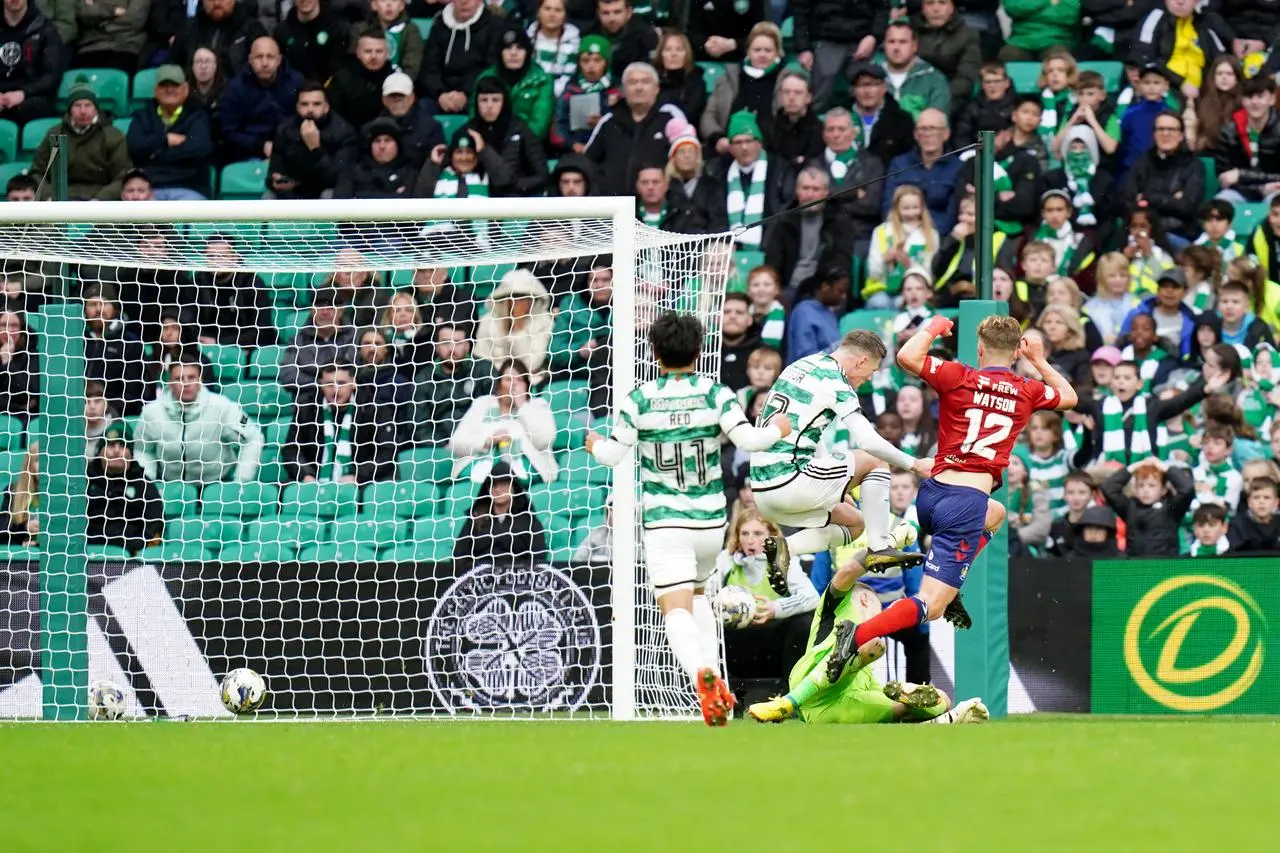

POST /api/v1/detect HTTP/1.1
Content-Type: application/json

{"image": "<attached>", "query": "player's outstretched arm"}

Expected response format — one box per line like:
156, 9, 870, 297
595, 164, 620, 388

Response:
1021, 332, 1079, 410
896, 315, 954, 376
584, 398, 639, 467
845, 411, 926, 473
723, 413, 791, 451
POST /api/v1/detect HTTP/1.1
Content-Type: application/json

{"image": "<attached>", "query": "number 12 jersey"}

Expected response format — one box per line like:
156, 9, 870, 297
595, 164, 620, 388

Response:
920, 357, 1059, 482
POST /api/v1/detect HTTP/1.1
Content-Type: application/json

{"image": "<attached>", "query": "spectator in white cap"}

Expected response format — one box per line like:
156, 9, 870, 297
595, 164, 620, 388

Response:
361, 70, 445, 170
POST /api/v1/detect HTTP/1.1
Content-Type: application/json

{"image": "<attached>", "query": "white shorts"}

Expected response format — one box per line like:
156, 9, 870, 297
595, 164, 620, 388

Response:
642, 526, 726, 596
753, 452, 856, 529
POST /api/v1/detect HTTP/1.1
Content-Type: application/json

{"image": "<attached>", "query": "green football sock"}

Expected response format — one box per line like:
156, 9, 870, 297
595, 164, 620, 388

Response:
785, 664, 832, 709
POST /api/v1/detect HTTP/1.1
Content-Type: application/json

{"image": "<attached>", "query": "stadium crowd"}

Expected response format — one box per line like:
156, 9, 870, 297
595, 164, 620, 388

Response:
0, 0, 1279, 672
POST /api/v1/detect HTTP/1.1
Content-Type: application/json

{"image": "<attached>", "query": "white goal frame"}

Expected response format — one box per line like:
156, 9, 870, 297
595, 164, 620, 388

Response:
0, 197, 656, 721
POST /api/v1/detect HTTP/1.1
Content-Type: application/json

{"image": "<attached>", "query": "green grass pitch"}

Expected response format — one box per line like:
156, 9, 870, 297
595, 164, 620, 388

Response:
1, 715, 1276, 852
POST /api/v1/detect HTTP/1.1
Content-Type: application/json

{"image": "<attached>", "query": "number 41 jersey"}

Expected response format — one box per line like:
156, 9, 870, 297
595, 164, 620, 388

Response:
921, 357, 1060, 482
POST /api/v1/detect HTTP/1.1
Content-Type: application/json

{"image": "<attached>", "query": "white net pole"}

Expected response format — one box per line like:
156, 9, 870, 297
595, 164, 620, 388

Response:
0, 199, 732, 721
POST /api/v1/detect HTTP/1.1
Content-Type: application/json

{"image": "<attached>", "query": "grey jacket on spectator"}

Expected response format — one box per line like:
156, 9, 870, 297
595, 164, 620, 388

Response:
279, 324, 357, 394
74, 0, 147, 56
37, 0, 75, 46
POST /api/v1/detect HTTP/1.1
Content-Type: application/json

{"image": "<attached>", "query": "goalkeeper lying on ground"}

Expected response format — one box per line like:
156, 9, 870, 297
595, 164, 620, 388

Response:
748, 522, 988, 726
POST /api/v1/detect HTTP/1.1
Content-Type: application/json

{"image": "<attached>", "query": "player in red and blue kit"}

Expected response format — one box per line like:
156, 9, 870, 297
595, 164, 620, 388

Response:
823, 315, 1079, 682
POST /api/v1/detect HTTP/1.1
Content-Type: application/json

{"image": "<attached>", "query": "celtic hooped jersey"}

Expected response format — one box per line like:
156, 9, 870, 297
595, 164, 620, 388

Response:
750, 352, 862, 489
610, 373, 748, 529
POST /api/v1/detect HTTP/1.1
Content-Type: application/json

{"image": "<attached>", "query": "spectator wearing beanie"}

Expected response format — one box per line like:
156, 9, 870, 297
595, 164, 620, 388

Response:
699, 21, 784, 155
552, 33, 617, 153
914, 0, 980, 107
0, 0, 64, 124
665, 118, 727, 232
221, 35, 303, 161
415, 128, 505, 212
327, 31, 394, 130
335, 116, 414, 198
477, 24, 555, 142
29, 81, 131, 201
467, 76, 549, 196
420, 0, 501, 115
585, 61, 685, 197
716, 110, 783, 252
999, 0, 1081, 63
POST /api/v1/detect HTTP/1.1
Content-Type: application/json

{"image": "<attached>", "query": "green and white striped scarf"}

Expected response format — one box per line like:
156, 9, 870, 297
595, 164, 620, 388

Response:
385, 21, 404, 68
320, 404, 354, 482
1034, 222, 1081, 276
1101, 394, 1150, 464
1120, 344, 1162, 392
756, 299, 785, 350
431, 168, 490, 244
824, 145, 857, 182
1064, 150, 1097, 227
638, 202, 666, 228
1194, 459, 1242, 508
529, 24, 580, 96
1189, 536, 1229, 556
1186, 282, 1214, 313
1194, 231, 1242, 274
727, 154, 768, 247
1161, 428, 1194, 463
1027, 448, 1069, 517
1040, 87, 1075, 137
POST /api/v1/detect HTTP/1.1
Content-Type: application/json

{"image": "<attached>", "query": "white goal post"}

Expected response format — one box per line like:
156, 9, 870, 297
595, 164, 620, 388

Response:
0, 198, 735, 721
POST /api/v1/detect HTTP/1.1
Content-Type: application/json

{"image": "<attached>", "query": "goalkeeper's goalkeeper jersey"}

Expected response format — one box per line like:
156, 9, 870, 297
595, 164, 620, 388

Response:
750, 352, 863, 489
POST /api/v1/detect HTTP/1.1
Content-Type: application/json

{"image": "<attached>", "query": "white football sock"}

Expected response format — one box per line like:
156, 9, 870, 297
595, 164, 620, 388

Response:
860, 468, 894, 551
787, 524, 849, 556
664, 607, 706, 685
691, 595, 720, 671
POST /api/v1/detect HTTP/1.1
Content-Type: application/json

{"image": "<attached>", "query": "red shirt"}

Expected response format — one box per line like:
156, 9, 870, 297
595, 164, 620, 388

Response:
920, 358, 1059, 482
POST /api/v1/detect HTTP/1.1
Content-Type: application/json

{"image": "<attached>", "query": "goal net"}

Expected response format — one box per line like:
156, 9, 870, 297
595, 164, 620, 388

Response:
0, 198, 734, 721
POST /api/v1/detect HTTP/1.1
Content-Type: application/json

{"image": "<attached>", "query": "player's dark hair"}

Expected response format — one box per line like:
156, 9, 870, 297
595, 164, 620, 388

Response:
1193, 503, 1228, 525
649, 311, 703, 369
1200, 199, 1234, 221
1064, 469, 1095, 490
840, 329, 886, 360
1203, 423, 1236, 445
1113, 359, 1139, 374
6, 173, 37, 195
1248, 476, 1280, 498
167, 348, 205, 376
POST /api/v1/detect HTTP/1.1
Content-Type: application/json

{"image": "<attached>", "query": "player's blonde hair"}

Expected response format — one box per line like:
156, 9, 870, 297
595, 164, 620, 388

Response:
840, 329, 887, 359
977, 315, 1023, 354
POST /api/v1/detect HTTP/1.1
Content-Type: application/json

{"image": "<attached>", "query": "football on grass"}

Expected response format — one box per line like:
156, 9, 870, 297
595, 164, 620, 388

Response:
88, 680, 125, 720
220, 668, 268, 715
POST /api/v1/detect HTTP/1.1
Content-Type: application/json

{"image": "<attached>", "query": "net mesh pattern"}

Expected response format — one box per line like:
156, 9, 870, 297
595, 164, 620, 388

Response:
0, 211, 733, 720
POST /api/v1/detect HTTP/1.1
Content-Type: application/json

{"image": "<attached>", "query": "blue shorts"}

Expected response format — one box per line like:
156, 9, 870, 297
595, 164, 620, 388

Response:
915, 479, 989, 589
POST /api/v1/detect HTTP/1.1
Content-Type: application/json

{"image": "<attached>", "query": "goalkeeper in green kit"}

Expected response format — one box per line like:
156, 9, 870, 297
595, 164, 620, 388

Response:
748, 525, 989, 726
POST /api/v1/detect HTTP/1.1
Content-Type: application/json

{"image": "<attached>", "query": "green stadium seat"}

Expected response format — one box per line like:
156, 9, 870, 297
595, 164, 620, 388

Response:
443, 478, 483, 520
218, 541, 295, 563
184, 220, 265, 248
384, 539, 452, 562
85, 544, 134, 561
166, 516, 243, 552
438, 113, 467, 141
1006, 62, 1041, 94
201, 343, 244, 385
0, 449, 22, 481
362, 480, 437, 519
139, 541, 213, 562
298, 542, 380, 563
261, 418, 291, 462
272, 308, 307, 344
131, 67, 158, 111
222, 380, 289, 421
1078, 61, 1124, 93
780, 16, 794, 49
0, 414, 22, 451
244, 517, 316, 551
529, 481, 592, 521
734, 249, 765, 282
248, 345, 285, 380
20, 118, 59, 154
113, 117, 131, 136
465, 262, 515, 289
1201, 157, 1218, 201
839, 309, 896, 337
544, 512, 578, 561
201, 481, 279, 520
256, 459, 285, 485
156, 479, 197, 520
697, 61, 726, 95
396, 445, 454, 484
0, 160, 31, 189
411, 16, 432, 39
280, 480, 359, 518
0, 544, 39, 560
1234, 202, 1267, 235
0, 119, 17, 162
58, 69, 129, 114
331, 517, 407, 551
219, 159, 268, 200
407, 515, 462, 559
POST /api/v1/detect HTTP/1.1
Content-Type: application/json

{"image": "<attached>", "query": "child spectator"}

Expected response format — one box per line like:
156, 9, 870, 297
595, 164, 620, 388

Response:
1155, 382, 1197, 465
954, 62, 1016, 148
1037, 303, 1092, 387
1047, 470, 1096, 556
1189, 503, 1231, 555
1090, 345, 1121, 397
1122, 207, 1176, 295
1037, 50, 1078, 152
1194, 424, 1245, 511
1116, 63, 1173, 181
1016, 240, 1057, 316
1217, 279, 1277, 349
1227, 476, 1280, 551
876, 412, 905, 448
1049, 126, 1112, 232
1053, 70, 1117, 158
1121, 272, 1195, 362
1101, 458, 1194, 557
1027, 410, 1070, 517
737, 346, 781, 414
1069, 505, 1123, 558
1194, 200, 1243, 274
1240, 458, 1280, 503
1046, 277, 1103, 350
745, 266, 785, 351
865, 186, 938, 309
1191, 55, 1241, 152
1012, 94, 1050, 174
1085, 252, 1140, 344
1007, 453, 1052, 557
1178, 244, 1220, 313
1119, 313, 1176, 392
552, 35, 616, 154
1032, 190, 1098, 283
1225, 256, 1279, 332
891, 268, 934, 346
993, 265, 1035, 328
1212, 74, 1280, 204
